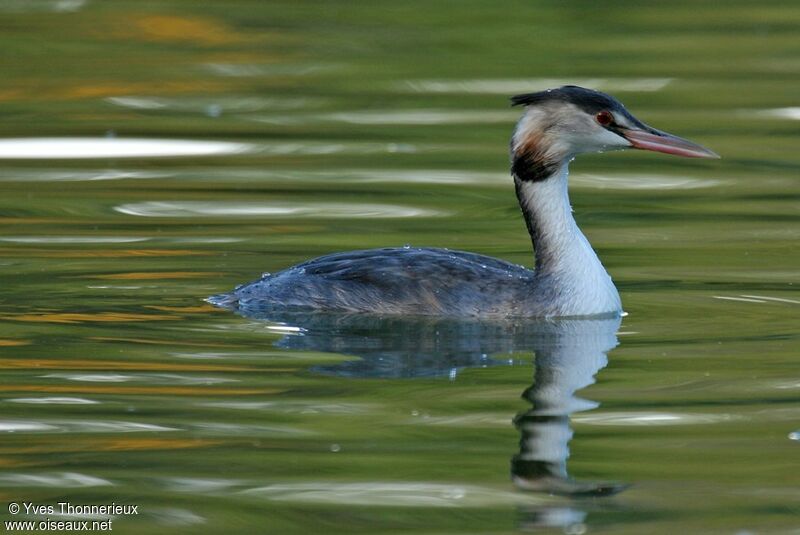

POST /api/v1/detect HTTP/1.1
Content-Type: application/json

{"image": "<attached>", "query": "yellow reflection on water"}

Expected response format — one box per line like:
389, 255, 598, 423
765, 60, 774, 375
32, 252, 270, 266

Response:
96, 437, 224, 452
89, 336, 238, 348
0, 82, 232, 102
0, 385, 281, 395
146, 304, 221, 313
0, 339, 30, 347
0, 359, 256, 372
0, 437, 222, 455
2, 312, 181, 324
126, 14, 253, 45
1, 248, 209, 258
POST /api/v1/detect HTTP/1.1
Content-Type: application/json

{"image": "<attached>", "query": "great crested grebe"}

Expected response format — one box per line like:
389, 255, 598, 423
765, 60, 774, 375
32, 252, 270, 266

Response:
209, 86, 718, 318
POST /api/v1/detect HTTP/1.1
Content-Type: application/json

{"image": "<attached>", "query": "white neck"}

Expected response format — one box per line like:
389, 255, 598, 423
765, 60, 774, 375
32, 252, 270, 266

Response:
515, 164, 621, 316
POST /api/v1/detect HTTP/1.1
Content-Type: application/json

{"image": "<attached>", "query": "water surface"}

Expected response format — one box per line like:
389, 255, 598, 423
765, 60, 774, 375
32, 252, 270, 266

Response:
1, 2, 799, 533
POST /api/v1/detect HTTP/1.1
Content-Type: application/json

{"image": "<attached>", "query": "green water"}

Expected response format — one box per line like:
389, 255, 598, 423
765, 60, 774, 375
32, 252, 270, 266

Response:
1, 1, 799, 533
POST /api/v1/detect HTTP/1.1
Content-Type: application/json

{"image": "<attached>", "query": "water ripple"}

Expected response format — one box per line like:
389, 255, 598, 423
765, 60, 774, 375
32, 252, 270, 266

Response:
203, 62, 339, 77
0, 236, 149, 244
163, 237, 244, 244
182, 168, 507, 185
201, 401, 373, 415
0, 420, 178, 433
0, 169, 170, 182
161, 477, 242, 493
252, 141, 420, 155
308, 169, 505, 184
189, 423, 312, 437
114, 201, 444, 219
0, 472, 112, 488
253, 110, 516, 126
324, 110, 515, 125
0, 138, 254, 159
241, 481, 537, 507
68, 421, 178, 433
42, 373, 238, 385
575, 411, 738, 426
572, 173, 722, 190
0, 421, 58, 432
148, 508, 206, 527
713, 295, 800, 305
107, 95, 315, 113
401, 77, 673, 94
753, 107, 800, 120
6, 397, 100, 405
405, 412, 510, 427
0, 0, 86, 13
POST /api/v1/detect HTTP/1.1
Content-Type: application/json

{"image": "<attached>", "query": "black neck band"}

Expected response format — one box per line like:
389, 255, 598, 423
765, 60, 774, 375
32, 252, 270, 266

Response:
511, 152, 558, 183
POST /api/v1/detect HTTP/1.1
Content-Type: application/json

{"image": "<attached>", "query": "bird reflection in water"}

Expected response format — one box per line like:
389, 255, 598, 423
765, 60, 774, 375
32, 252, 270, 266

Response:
510, 317, 628, 498
234, 307, 627, 528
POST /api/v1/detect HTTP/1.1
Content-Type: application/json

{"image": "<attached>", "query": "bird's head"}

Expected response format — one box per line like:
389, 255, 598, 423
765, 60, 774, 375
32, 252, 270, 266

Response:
510, 86, 718, 182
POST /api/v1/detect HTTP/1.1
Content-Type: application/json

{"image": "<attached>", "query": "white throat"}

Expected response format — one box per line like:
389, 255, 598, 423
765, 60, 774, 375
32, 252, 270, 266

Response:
515, 164, 621, 316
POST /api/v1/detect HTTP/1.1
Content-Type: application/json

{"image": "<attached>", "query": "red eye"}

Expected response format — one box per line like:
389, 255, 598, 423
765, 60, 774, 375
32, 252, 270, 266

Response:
595, 111, 613, 126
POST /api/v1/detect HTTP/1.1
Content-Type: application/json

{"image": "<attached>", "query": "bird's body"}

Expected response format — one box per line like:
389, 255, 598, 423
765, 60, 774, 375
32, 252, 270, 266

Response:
213, 247, 535, 316
210, 86, 717, 318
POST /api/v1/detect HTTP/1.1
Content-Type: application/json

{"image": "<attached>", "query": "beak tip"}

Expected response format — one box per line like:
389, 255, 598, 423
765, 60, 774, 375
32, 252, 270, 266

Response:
624, 128, 720, 160
695, 148, 721, 159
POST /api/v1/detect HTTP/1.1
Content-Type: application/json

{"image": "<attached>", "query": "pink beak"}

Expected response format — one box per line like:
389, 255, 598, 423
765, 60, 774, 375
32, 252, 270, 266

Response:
622, 128, 719, 159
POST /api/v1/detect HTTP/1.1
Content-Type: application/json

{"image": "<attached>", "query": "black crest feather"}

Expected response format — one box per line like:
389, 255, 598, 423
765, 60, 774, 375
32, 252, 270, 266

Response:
510, 85, 644, 128
510, 85, 618, 111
